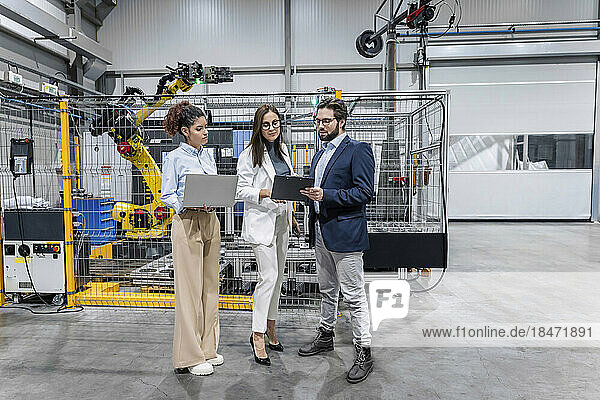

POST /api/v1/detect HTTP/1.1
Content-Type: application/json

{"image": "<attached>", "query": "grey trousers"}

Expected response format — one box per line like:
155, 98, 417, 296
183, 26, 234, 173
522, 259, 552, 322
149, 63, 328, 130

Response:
315, 222, 372, 346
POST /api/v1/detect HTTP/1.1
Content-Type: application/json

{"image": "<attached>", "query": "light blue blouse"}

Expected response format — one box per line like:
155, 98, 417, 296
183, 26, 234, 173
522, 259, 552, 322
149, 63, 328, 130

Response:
160, 142, 217, 214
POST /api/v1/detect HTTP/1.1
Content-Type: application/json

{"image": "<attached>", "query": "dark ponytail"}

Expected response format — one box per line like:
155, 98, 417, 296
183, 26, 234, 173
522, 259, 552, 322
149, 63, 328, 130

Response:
163, 101, 207, 138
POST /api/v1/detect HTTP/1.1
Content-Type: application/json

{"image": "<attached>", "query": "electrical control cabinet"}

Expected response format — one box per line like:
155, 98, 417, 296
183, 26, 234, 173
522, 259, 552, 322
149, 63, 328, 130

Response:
3, 241, 65, 294
2, 211, 65, 294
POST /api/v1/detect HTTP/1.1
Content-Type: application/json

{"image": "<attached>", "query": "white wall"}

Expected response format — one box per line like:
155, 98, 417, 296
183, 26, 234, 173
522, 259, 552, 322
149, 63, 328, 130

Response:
99, 0, 599, 93
96, 0, 600, 219
292, 0, 385, 65
430, 62, 596, 219
449, 171, 592, 219
98, 0, 285, 70
429, 63, 596, 136
116, 74, 284, 96
294, 71, 380, 92
98, 0, 391, 93
444, 0, 596, 25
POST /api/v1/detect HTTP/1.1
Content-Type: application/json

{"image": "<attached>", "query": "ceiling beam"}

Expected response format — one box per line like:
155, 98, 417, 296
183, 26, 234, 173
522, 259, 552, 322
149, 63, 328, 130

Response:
0, 0, 112, 64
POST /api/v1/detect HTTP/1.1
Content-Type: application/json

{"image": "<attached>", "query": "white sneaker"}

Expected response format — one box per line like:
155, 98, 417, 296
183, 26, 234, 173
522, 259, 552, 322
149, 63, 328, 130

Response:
207, 354, 224, 366
189, 362, 214, 376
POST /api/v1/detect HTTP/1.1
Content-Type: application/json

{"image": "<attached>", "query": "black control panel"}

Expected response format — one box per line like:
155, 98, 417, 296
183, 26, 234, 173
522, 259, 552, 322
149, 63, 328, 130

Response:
3, 211, 64, 241
33, 243, 61, 254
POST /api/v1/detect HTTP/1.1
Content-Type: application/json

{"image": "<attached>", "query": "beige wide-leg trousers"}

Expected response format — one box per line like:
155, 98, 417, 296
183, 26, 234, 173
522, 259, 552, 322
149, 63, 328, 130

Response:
171, 210, 220, 369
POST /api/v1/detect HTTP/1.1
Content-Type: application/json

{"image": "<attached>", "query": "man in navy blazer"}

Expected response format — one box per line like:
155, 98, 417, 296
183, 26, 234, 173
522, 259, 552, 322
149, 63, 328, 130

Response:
299, 98, 375, 384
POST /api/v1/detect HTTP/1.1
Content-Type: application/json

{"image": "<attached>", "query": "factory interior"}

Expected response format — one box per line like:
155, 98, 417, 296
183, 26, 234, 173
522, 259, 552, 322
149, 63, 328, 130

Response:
0, 1, 599, 399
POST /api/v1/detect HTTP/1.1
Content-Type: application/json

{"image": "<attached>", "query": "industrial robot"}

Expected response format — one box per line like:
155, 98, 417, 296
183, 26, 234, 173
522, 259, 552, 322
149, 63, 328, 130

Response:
88, 62, 232, 247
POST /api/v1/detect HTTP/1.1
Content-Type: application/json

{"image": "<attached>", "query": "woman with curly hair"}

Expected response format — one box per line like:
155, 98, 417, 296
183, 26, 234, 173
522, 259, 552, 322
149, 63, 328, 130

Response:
161, 101, 222, 376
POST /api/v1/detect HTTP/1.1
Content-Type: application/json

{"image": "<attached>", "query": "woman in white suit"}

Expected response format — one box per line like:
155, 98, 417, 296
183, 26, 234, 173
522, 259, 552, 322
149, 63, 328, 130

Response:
236, 104, 300, 366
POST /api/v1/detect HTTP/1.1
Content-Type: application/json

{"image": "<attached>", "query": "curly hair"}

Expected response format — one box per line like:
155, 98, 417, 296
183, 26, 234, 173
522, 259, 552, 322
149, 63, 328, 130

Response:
163, 101, 207, 138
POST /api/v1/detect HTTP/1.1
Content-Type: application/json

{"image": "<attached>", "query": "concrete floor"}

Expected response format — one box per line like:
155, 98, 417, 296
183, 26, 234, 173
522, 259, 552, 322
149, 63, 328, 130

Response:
1, 222, 599, 399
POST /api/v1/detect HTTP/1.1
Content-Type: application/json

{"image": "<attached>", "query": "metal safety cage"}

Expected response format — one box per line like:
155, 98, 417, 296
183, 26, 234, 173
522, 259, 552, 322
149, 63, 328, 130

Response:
0, 94, 78, 308
341, 91, 450, 272
55, 92, 325, 309
0, 90, 448, 309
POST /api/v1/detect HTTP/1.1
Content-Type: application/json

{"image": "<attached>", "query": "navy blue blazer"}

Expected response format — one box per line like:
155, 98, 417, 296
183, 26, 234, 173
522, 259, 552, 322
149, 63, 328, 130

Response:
307, 135, 375, 253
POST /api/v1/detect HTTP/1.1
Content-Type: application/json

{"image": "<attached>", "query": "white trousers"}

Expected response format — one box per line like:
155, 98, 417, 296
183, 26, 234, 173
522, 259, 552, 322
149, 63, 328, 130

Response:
251, 211, 289, 333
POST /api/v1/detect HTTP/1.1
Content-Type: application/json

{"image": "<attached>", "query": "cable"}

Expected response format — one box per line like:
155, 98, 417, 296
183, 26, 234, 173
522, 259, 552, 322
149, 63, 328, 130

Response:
411, 268, 446, 293
12, 176, 51, 307
0, 94, 83, 118
75, 213, 86, 264
56, 304, 84, 313
2, 303, 83, 314
428, 24, 453, 39
455, 0, 462, 28
428, 0, 457, 39
7, 178, 85, 314
433, 1, 454, 20
31, 47, 40, 71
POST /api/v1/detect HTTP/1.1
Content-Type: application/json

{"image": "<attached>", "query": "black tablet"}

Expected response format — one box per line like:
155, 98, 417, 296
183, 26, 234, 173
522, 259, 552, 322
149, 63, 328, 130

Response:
271, 175, 315, 202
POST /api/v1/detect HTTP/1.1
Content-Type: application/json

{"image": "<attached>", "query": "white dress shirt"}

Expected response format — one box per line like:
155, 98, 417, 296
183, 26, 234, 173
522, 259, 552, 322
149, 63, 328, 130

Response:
314, 132, 347, 214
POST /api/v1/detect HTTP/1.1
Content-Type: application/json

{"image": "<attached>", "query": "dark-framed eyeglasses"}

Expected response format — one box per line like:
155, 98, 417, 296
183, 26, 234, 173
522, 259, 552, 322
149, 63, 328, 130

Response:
314, 118, 336, 127
261, 120, 281, 130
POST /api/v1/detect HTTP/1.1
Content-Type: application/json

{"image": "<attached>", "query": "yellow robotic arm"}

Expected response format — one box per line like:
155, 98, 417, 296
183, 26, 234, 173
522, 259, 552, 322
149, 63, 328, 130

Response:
91, 62, 233, 240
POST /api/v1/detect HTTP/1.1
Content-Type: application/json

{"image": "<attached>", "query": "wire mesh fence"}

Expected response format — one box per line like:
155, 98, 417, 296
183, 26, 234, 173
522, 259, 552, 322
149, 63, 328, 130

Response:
0, 96, 72, 304
0, 96, 63, 208
0, 90, 448, 309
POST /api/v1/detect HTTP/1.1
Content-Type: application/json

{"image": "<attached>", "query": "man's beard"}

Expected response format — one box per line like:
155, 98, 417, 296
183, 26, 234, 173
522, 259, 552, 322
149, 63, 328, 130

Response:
320, 123, 340, 142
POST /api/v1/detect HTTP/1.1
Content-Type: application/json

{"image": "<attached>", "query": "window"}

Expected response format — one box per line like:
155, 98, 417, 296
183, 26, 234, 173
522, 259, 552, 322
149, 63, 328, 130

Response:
449, 134, 593, 171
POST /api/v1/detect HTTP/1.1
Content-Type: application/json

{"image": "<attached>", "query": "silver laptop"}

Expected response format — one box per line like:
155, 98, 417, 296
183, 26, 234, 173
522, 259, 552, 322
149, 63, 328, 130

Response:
182, 174, 238, 208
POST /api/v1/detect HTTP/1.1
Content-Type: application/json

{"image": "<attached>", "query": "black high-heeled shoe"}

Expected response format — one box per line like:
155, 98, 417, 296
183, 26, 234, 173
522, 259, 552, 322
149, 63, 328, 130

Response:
266, 333, 284, 351
250, 335, 271, 366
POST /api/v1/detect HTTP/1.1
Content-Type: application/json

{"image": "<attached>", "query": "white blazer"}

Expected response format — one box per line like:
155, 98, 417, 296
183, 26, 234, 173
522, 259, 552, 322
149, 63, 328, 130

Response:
236, 144, 294, 246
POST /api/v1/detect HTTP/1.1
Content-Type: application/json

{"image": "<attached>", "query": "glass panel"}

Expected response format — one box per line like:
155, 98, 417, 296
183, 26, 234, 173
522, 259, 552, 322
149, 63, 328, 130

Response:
516, 134, 593, 169
450, 134, 593, 171
449, 135, 513, 171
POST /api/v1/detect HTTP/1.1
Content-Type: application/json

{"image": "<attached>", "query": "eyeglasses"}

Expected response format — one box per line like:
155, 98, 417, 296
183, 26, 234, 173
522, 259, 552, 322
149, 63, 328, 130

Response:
314, 118, 336, 127
261, 120, 281, 130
